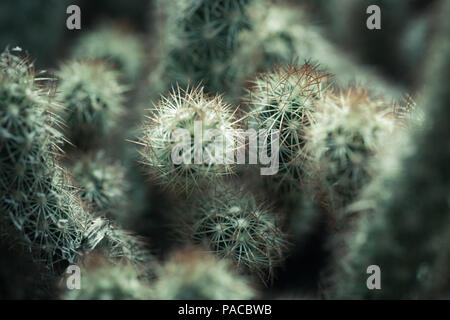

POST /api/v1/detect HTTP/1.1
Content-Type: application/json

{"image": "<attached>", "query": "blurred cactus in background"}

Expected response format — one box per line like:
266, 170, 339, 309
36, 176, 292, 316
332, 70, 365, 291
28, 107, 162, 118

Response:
246, 63, 329, 189
0, 0, 69, 67
56, 60, 126, 150
63, 254, 152, 300
71, 24, 146, 82
152, 248, 256, 299
331, 0, 450, 299
151, 0, 254, 100
304, 87, 395, 214
233, 2, 404, 101
179, 184, 288, 284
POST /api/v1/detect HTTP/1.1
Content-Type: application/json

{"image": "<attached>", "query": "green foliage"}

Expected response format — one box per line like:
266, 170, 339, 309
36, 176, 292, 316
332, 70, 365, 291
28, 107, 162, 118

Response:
152, 248, 256, 299
180, 184, 288, 284
138, 85, 238, 195
56, 60, 126, 150
72, 24, 146, 82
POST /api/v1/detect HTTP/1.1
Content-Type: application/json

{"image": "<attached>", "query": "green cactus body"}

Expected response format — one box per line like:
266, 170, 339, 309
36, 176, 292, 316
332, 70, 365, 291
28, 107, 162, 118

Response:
335, 1, 450, 298
304, 88, 395, 213
181, 184, 288, 284
0, 49, 152, 274
152, 248, 256, 299
0, 49, 86, 270
138, 85, 238, 195
56, 60, 126, 150
246, 63, 329, 188
71, 25, 145, 82
72, 152, 129, 219
63, 256, 152, 300
153, 0, 253, 99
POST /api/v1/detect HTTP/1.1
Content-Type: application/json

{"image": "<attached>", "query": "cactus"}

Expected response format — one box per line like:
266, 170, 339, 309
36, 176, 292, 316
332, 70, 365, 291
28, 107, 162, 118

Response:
333, 0, 450, 299
246, 63, 329, 188
0, 48, 152, 275
152, 0, 254, 99
233, 2, 403, 100
71, 24, 146, 82
56, 60, 126, 150
1, 0, 447, 301
317, 0, 412, 84
0, 48, 85, 271
179, 183, 288, 284
152, 248, 256, 299
137, 85, 238, 195
63, 254, 152, 300
71, 151, 129, 219
304, 87, 396, 214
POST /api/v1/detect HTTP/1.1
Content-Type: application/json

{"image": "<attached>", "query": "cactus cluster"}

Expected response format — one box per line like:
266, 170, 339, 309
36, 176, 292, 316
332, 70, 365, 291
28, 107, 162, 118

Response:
71, 24, 146, 82
332, 0, 450, 299
0, 49, 84, 271
1, 0, 448, 301
152, 0, 254, 99
0, 48, 152, 277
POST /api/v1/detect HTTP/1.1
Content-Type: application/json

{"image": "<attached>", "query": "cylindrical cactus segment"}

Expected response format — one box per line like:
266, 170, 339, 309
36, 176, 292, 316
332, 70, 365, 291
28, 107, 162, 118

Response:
137, 85, 239, 195
246, 63, 330, 183
304, 87, 396, 212
56, 60, 126, 149
181, 183, 288, 284
62, 254, 153, 300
